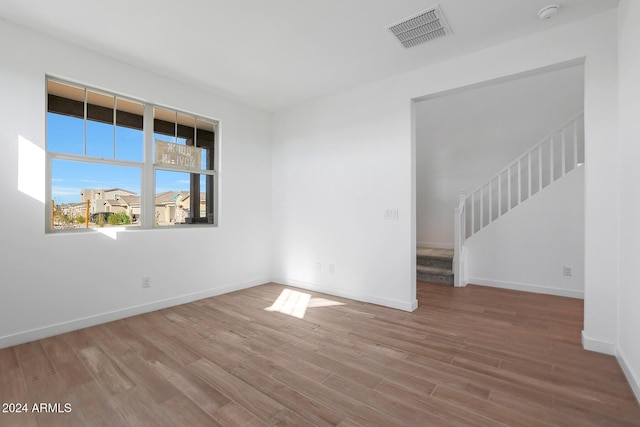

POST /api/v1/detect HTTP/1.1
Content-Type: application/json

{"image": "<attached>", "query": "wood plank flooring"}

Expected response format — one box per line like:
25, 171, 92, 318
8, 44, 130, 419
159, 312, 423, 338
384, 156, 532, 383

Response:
1, 282, 639, 426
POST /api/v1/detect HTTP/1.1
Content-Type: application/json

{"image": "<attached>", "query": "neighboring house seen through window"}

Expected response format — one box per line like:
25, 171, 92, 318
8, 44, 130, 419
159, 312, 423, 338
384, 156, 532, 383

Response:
46, 78, 218, 231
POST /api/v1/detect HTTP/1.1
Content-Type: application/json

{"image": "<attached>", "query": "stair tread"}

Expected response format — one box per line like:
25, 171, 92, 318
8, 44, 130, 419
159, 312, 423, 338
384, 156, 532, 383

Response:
416, 265, 454, 276
416, 248, 453, 261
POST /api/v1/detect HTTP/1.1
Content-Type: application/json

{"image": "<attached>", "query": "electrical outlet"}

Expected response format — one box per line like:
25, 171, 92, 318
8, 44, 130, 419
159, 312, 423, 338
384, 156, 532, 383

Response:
563, 266, 573, 277
316, 262, 321, 273
329, 264, 335, 275
142, 276, 151, 288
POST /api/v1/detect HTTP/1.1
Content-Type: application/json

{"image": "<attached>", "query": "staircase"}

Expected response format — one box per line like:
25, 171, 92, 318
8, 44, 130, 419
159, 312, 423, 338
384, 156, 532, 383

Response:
452, 111, 584, 287
417, 248, 454, 285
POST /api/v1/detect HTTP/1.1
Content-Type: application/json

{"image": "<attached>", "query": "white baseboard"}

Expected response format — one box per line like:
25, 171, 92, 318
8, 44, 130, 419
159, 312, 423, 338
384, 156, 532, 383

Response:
417, 242, 454, 250
468, 277, 584, 299
273, 277, 418, 312
616, 346, 640, 404
581, 330, 616, 355
581, 334, 639, 403
0, 278, 269, 350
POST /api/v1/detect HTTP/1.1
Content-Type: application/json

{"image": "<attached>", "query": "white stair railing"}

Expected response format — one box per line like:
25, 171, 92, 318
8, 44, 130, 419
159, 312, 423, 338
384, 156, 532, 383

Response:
453, 111, 584, 286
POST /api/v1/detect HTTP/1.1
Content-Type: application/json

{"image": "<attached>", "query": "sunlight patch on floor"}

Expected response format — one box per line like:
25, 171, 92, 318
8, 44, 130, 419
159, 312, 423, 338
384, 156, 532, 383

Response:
264, 288, 345, 319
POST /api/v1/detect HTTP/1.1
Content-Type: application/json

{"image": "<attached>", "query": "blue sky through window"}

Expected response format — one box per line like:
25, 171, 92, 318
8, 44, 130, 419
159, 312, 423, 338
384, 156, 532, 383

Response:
52, 159, 140, 204
49, 112, 193, 204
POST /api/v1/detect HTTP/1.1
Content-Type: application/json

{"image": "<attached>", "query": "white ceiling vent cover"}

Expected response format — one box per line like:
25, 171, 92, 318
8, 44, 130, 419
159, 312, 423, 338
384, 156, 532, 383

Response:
388, 5, 452, 48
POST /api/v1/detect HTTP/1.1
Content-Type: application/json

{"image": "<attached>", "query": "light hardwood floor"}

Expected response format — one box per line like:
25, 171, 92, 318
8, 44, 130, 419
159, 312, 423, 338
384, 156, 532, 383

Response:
1, 282, 639, 426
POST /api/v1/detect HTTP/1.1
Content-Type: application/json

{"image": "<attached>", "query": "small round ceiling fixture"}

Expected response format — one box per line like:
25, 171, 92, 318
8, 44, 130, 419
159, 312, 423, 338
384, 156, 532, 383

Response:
538, 4, 560, 20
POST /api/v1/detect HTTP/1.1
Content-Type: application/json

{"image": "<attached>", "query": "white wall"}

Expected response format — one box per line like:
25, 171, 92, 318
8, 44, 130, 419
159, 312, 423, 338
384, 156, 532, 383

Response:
0, 21, 273, 348
616, 0, 640, 403
416, 65, 584, 248
271, 88, 416, 310
272, 10, 618, 348
466, 166, 584, 298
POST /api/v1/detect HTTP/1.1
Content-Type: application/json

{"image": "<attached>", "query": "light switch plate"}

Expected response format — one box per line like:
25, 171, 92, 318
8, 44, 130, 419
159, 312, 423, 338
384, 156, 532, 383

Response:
384, 208, 398, 220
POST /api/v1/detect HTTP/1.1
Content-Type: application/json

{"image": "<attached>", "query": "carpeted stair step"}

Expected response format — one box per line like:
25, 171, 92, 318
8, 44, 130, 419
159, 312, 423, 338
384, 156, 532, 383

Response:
417, 248, 454, 285
417, 248, 453, 270
417, 254, 453, 270
417, 265, 454, 286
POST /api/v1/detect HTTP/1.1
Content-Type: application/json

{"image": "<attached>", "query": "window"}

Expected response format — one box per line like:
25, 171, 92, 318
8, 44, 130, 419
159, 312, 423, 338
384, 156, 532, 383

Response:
46, 78, 218, 231
153, 107, 216, 225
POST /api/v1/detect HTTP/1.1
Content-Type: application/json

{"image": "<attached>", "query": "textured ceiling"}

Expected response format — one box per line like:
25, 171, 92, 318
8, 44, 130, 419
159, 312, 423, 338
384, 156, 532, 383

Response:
0, 0, 618, 111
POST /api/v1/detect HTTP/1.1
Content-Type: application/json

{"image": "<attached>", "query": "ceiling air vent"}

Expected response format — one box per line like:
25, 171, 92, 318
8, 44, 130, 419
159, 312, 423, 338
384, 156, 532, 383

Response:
388, 5, 451, 48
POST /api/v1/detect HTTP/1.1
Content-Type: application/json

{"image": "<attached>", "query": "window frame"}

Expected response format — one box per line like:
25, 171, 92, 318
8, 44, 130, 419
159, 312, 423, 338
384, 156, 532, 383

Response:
45, 77, 219, 233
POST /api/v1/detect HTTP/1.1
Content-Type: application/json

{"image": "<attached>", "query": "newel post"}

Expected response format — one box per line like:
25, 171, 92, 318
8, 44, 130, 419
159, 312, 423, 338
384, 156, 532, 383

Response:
459, 190, 466, 205
453, 190, 466, 287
